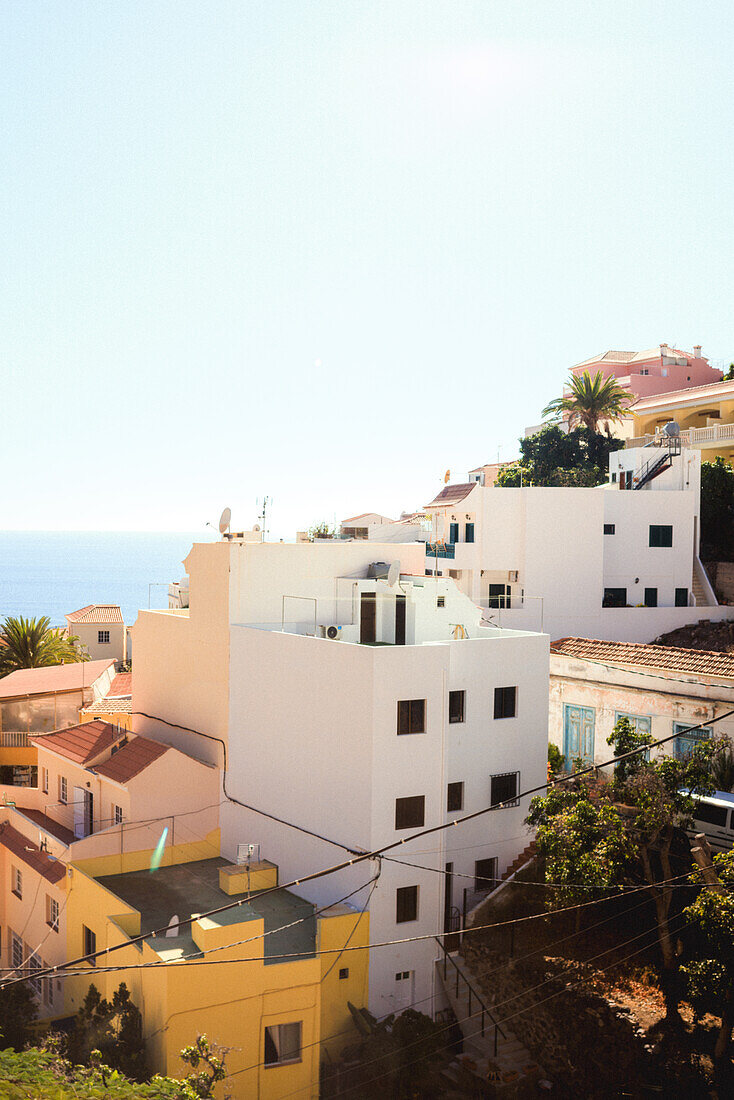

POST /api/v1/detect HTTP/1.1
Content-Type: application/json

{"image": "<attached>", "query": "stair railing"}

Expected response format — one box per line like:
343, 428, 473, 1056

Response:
434, 936, 505, 1058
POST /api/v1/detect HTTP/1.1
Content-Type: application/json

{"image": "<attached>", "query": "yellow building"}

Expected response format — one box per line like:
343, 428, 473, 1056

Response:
64, 848, 369, 1099
628, 376, 734, 464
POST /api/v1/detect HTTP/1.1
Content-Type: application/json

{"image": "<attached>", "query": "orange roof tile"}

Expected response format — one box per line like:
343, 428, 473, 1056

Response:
81, 697, 132, 715
30, 720, 125, 765
14, 808, 75, 847
93, 736, 168, 783
424, 483, 477, 508
66, 605, 124, 624
0, 821, 66, 884
550, 637, 734, 679
108, 673, 132, 696
0, 659, 115, 699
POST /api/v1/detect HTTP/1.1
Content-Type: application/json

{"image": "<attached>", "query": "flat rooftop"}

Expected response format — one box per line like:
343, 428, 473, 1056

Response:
96, 857, 316, 965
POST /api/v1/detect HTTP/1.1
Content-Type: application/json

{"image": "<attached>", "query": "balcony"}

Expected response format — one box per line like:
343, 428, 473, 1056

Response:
425, 542, 455, 559
627, 423, 734, 449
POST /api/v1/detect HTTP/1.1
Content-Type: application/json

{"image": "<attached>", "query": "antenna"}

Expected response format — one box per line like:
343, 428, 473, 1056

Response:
218, 507, 232, 537
257, 496, 271, 541
387, 561, 400, 587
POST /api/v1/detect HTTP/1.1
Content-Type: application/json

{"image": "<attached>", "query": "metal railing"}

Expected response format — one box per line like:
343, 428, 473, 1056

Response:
425, 542, 455, 559
627, 423, 734, 449
434, 935, 505, 1058
0, 732, 30, 748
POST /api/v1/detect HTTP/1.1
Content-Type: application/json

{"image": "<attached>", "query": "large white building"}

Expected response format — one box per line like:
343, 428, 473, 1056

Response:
425, 444, 734, 643
131, 539, 549, 1017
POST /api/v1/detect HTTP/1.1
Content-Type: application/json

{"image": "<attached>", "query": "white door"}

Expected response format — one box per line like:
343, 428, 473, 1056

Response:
394, 970, 414, 1012
73, 787, 86, 838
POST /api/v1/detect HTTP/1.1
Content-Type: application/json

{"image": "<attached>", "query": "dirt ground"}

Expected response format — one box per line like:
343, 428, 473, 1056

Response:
653, 619, 734, 653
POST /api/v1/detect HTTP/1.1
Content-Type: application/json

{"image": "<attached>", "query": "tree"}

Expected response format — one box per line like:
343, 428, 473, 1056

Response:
681, 849, 734, 1082
495, 424, 624, 488
67, 983, 146, 1081
700, 456, 734, 561
0, 978, 38, 1051
308, 520, 336, 539
527, 719, 718, 1023
175, 1035, 228, 1099
542, 370, 634, 433
0, 615, 86, 676
723, 363, 734, 381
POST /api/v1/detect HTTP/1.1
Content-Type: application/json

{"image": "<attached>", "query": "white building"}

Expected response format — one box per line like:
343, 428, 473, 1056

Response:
425, 445, 734, 643
131, 539, 549, 1017
65, 605, 127, 666
549, 636, 734, 768
339, 512, 426, 543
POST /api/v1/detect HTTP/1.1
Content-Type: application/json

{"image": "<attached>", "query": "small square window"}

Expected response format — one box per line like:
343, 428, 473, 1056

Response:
83, 925, 97, 964
396, 885, 419, 923
475, 857, 498, 891
447, 781, 464, 812
264, 1022, 302, 1066
494, 686, 517, 719
490, 771, 519, 807
395, 795, 425, 830
436, 596, 445, 608
448, 690, 465, 724
603, 523, 615, 535
395, 970, 410, 981
98, 630, 110, 644
338, 968, 349, 980
649, 524, 673, 548
12, 867, 22, 899
397, 699, 426, 735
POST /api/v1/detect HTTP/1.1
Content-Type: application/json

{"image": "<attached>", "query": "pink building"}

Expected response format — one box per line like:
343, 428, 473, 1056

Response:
571, 344, 722, 402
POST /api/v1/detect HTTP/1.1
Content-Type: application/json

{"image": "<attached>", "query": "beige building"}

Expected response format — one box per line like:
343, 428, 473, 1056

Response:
65, 605, 127, 665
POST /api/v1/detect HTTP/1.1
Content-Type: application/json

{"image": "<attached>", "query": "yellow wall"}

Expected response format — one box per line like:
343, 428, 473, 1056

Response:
79, 708, 133, 731
317, 906, 370, 1061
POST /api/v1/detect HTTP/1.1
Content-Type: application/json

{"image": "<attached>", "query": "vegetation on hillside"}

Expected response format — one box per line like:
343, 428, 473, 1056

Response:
0, 614, 86, 676
495, 424, 624, 488
700, 456, 734, 561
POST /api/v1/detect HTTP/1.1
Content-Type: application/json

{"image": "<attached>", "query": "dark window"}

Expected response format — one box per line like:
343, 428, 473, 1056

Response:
425, 569, 432, 576
644, 587, 658, 607
488, 583, 510, 608
474, 857, 498, 891
603, 523, 615, 535
360, 592, 376, 644
693, 801, 728, 828
449, 522, 459, 543
396, 885, 419, 923
603, 587, 627, 608
436, 596, 445, 608
339, 968, 349, 980
447, 782, 464, 812
395, 594, 406, 645
490, 771, 519, 807
83, 925, 96, 964
675, 587, 688, 607
465, 523, 474, 543
611, 472, 617, 483
395, 795, 425, 830
98, 630, 110, 644
494, 686, 517, 719
397, 699, 425, 735
449, 690, 465, 724
264, 1022, 302, 1066
649, 524, 673, 547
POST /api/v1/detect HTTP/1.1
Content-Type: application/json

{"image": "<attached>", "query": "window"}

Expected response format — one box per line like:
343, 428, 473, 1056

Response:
475, 857, 498, 891
98, 630, 110, 644
338, 968, 349, 980
46, 896, 59, 932
436, 596, 445, 608
396, 885, 419, 923
449, 522, 459, 543
675, 587, 689, 607
603, 587, 627, 608
264, 1022, 302, 1067
11, 932, 23, 971
43, 971, 53, 1007
395, 795, 425, 830
674, 723, 712, 760
447, 782, 464, 813
465, 522, 474, 543
448, 690, 465, 724
395, 970, 411, 981
644, 587, 658, 607
649, 524, 673, 548
611, 472, 617, 483
59, 776, 67, 804
12, 866, 22, 899
42, 767, 49, 794
83, 925, 97, 964
397, 699, 425, 735
114, 804, 123, 826
28, 954, 42, 996
603, 523, 615, 535
425, 569, 433, 576
490, 771, 519, 807
693, 801, 728, 828
494, 686, 517, 719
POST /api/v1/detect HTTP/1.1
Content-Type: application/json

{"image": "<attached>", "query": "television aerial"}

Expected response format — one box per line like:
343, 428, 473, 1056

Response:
219, 507, 232, 536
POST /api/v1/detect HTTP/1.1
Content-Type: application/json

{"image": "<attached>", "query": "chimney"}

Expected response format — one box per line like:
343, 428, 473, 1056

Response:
693, 345, 702, 358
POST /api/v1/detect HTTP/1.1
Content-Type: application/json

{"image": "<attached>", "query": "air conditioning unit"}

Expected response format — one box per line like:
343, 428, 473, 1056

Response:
318, 624, 342, 640
237, 843, 260, 865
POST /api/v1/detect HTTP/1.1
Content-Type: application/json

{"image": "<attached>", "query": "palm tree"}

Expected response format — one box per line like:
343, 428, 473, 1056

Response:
0, 615, 87, 676
542, 370, 634, 433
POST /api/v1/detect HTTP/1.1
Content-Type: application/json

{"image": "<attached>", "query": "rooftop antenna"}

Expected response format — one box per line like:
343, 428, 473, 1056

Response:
218, 507, 232, 539
256, 496, 271, 542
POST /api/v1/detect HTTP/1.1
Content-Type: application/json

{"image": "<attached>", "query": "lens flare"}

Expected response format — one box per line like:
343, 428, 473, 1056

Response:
150, 826, 169, 872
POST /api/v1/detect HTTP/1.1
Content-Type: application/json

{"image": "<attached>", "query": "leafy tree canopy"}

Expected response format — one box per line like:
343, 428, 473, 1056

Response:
0, 979, 38, 1052
495, 424, 624, 488
541, 369, 634, 432
0, 615, 86, 677
700, 456, 734, 561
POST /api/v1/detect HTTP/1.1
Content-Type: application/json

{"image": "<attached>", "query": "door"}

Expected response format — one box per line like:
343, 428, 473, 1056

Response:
395, 595, 406, 645
443, 862, 454, 933
563, 704, 595, 765
394, 969, 414, 1011
84, 790, 94, 836
488, 583, 509, 609
449, 522, 459, 544
360, 592, 376, 644
73, 787, 87, 838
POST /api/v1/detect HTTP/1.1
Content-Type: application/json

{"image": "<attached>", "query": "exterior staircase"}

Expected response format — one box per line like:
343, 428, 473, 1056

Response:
692, 570, 709, 607
500, 842, 536, 884
436, 944, 543, 1093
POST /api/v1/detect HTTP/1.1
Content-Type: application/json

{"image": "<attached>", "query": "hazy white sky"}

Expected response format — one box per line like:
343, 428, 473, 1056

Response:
3, 2, 733, 536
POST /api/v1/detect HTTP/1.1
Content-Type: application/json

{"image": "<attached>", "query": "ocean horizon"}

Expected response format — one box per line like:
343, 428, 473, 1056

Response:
0, 530, 215, 626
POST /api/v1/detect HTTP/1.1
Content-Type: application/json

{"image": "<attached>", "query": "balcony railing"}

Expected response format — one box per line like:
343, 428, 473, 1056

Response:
425, 542, 455, 559
627, 423, 734, 449
0, 732, 30, 748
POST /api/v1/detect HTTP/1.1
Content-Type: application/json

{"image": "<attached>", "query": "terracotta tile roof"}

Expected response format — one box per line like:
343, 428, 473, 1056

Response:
66, 605, 124, 624
14, 808, 75, 846
108, 673, 132, 696
550, 637, 734, 679
0, 821, 66, 884
93, 736, 169, 784
0, 659, 115, 699
341, 513, 394, 526
81, 697, 132, 714
30, 720, 124, 765
424, 483, 477, 508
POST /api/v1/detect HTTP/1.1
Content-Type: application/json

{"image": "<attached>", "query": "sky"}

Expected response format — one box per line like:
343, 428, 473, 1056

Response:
2, 1, 733, 537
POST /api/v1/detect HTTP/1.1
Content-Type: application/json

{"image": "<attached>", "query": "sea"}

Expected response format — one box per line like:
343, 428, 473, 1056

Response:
0, 531, 214, 626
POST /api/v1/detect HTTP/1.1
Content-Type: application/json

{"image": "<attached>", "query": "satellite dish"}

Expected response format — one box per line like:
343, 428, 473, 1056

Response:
218, 507, 232, 535
387, 561, 400, 587
663, 421, 680, 437
253, 523, 261, 532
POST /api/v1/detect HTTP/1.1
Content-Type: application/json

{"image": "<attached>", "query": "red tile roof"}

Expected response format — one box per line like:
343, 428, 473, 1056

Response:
30, 720, 124, 765
550, 637, 734, 679
0, 659, 115, 699
93, 736, 169, 784
66, 605, 124, 624
14, 808, 75, 846
424, 483, 477, 508
81, 697, 132, 715
0, 821, 66, 884
108, 673, 132, 696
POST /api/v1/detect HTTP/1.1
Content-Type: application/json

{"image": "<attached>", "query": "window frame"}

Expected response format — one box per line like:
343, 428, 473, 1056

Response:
83, 925, 97, 965
46, 895, 60, 932
397, 699, 426, 735
603, 523, 615, 535
448, 690, 465, 724
11, 931, 24, 971
603, 587, 627, 608
447, 781, 464, 813
493, 686, 517, 720
11, 866, 22, 899
59, 776, 68, 804
114, 804, 124, 826
644, 587, 658, 607
394, 795, 425, 830
474, 856, 498, 892
42, 767, 49, 794
436, 595, 445, 608
490, 771, 520, 808
263, 1021, 303, 1068
396, 884, 419, 924
649, 524, 673, 548
98, 629, 110, 644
